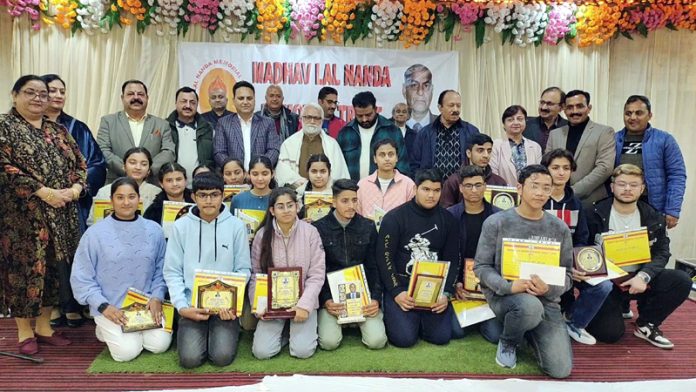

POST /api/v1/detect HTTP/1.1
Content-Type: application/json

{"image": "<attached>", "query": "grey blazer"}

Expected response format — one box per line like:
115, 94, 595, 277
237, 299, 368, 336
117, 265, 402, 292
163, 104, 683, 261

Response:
546, 120, 616, 205
97, 111, 176, 183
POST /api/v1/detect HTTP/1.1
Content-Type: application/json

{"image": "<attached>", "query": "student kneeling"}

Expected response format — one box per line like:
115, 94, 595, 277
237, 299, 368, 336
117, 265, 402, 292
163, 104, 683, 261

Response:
71, 177, 172, 362
474, 165, 573, 379
164, 173, 251, 368
313, 179, 388, 350
377, 169, 460, 348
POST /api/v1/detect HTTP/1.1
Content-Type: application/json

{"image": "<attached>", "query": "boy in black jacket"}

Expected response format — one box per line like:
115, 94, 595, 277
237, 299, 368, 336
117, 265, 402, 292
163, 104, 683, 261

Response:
376, 169, 459, 348
313, 179, 387, 350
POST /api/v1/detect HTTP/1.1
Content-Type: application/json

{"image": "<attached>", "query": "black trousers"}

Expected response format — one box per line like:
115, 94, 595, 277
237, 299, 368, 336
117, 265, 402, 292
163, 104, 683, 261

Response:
586, 269, 691, 343
57, 260, 83, 314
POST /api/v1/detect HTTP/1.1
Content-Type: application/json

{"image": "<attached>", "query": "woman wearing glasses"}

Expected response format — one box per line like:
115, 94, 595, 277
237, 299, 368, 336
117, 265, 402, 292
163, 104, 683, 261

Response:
490, 105, 543, 186
0, 75, 87, 355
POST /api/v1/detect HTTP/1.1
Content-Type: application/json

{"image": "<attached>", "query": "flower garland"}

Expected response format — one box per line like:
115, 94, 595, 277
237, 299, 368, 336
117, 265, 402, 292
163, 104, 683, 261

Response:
370, 0, 403, 46
254, 0, 289, 42
289, 0, 323, 41
74, 0, 109, 33
508, 3, 547, 47
185, 0, 220, 31
451, 1, 484, 32
116, 0, 147, 25
218, 0, 254, 39
148, 0, 184, 36
399, 0, 436, 48
41, 0, 79, 30
576, 2, 625, 47
543, 2, 576, 45
322, 0, 358, 44
5, 0, 42, 30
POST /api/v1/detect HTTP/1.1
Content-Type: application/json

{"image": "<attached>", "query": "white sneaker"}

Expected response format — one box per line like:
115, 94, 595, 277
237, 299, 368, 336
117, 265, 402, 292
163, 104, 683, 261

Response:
567, 323, 597, 345
634, 322, 674, 349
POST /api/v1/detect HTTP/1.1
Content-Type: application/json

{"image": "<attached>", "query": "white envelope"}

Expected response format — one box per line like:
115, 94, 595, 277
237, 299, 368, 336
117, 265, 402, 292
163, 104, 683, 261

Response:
519, 263, 566, 286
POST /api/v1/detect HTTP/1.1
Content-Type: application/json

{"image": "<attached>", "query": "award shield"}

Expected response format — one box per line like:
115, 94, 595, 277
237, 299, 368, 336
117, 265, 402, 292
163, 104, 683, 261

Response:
196, 280, 237, 314
409, 274, 444, 310
266, 267, 303, 319
573, 246, 607, 277
120, 302, 162, 333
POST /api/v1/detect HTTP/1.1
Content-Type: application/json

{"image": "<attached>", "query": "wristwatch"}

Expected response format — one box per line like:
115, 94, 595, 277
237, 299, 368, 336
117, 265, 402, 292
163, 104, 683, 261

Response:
97, 302, 110, 313
637, 271, 651, 284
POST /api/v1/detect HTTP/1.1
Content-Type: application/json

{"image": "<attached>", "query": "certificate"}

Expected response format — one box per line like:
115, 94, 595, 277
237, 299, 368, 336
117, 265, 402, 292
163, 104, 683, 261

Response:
338, 282, 365, 324
161, 201, 194, 238
93, 199, 144, 223
501, 238, 561, 280
266, 267, 303, 319
224, 184, 251, 209
411, 274, 443, 309
304, 191, 332, 222
462, 258, 485, 300
196, 280, 237, 314
327, 265, 371, 324
601, 228, 651, 267
235, 209, 266, 241
451, 299, 496, 328
573, 246, 607, 276
120, 288, 174, 333
120, 302, 161, 333
484, 186, 519, 210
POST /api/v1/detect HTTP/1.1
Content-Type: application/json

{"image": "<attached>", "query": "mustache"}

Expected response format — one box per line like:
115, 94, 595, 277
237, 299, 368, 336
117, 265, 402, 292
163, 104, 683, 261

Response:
130, 99, 144, 105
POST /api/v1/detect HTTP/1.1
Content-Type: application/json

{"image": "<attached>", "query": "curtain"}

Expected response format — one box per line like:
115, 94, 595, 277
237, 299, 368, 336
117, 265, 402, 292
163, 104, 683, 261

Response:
2, 18, 694, 258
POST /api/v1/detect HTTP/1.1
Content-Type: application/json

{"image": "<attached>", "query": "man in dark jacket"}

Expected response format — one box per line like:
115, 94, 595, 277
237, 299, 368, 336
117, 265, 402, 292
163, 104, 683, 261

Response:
167, 87, 214, 184
411, 90, 479, 178
585, 164, 691, 348
524, 86, 568, 152
337, 92, 409, 180
376, 168, 459, 348
312, 179, 387, 351
256, 85, 299, 142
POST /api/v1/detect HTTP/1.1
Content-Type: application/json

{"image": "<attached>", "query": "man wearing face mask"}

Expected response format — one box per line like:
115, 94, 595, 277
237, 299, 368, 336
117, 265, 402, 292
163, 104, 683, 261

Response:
411, 90, 480, 179
546, 90, 615, 207
97, 79, 175, 183
337, 92, 410, 180
276, 103, 350, 189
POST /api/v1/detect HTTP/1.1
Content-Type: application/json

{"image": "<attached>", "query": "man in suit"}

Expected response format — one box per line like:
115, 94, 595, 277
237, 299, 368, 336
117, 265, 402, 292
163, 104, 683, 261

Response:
97, 79, 175, 183
165, 86, 214, 184
213, 81, 281, 170
257, 84, 299, 142
402, 64, 437, 132
524, 87, 568, 153
546, 90, 615, 207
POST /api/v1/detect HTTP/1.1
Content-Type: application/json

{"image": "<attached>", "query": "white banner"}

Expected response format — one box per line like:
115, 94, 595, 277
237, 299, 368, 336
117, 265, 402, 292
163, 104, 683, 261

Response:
178, 43, 458, 123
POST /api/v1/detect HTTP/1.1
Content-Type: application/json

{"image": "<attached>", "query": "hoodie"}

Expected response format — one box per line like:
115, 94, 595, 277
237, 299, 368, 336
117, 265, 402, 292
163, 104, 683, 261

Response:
544, 185, 590, 247
163, 205, 251, 311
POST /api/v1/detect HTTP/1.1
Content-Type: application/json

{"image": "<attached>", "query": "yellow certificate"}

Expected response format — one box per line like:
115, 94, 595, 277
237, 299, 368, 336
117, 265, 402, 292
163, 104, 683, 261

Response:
121, 302, 161, 333
601, 228, 651, 267
270, 269, 301, 309
304, 191, 333, 222
501, 238, 561, 280
412, 275, 443, 308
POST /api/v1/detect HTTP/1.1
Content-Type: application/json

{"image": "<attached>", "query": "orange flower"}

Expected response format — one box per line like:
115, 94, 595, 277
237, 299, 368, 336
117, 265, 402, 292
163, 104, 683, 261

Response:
576, 3, 625, 48
256, 0, 288, 43
400, 0, 436, 48
322, 0, 358, 43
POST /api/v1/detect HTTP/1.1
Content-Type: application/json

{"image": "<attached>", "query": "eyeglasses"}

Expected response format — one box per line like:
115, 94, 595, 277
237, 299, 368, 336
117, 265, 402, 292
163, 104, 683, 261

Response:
529, 183, 553, 195
538, 100, 560, 107
21, 89, 49, 102
273, 202, 296, 211
195, 191, 223, 200
461, 183, 485, 191
614, 181, 643, 189
301, 115, 323, 122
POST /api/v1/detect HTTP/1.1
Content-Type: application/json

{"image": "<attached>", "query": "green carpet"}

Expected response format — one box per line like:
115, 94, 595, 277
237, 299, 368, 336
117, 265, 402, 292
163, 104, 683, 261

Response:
88, 330, 541, 375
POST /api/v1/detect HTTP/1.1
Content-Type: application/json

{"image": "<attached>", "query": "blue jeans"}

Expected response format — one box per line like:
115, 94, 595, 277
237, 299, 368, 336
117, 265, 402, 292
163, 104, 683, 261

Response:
567, 280, 613, 329
177, 316, 240, 368
488, 293, 573, 379
450, 311, 503, 343
383, 293, 453, 348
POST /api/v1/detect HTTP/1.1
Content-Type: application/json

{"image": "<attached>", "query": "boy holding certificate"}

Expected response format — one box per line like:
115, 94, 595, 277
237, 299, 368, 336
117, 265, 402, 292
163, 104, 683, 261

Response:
584, 164, 691, 348
474, 165, 573, 378
164, 173, 251, 368
376, 169, 459, 348
313, 179, 387, 350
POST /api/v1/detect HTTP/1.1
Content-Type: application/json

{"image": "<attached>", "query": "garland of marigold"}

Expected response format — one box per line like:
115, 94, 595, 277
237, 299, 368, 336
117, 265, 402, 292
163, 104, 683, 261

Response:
255, 0, 289, 42
575, 2, 625, 47
321, 0, 358, 43
399, 0, 436, 48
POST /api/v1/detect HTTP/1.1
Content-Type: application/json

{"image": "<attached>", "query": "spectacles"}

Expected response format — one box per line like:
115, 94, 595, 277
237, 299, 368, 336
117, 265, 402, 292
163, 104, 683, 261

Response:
529, 183, 553, 195
539, 100, 560, 107
21, 89, 49, 102
614, 181, 643, 189
195, 191, 223, 200
301, 115, 322, 122
273, 202, 296, 211
462, 183, 485, 191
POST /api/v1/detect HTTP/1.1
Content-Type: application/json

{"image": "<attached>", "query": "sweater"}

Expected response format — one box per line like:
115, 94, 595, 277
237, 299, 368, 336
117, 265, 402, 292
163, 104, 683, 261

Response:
544, 185, 589, 247
473, 209, 573, 304
70, 216, 167, 315
163, 206, 251, 311
248, 219, 326, 311
356, 170, 416, 219
376, 199, 460, 298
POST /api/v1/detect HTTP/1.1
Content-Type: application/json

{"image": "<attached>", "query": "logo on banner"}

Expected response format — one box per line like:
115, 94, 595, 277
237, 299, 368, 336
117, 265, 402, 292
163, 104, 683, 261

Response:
194, 60, 243, 113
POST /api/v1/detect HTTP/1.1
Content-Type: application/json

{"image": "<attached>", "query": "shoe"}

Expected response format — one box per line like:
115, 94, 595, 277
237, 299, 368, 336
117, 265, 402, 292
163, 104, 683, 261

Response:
622, 310, 634, 319
495, 340, 517, 369
65, 315, 85, 328
18, 337, 39, 355
566, 323, 597, 345
634, 322, 674, 349
50, 315, 66, 327
36, 330, 72, 346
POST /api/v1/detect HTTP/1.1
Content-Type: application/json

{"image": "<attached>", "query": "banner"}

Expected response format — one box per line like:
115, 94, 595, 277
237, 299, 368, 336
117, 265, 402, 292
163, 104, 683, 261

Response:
178, 43, 459, 123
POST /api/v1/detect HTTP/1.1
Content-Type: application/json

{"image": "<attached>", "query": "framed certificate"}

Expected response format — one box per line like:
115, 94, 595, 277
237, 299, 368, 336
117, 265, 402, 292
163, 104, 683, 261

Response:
573, 246, 607, 276
304, 191, 333, 222
266, 267, 303, 319
120, 302, 161, 333
409, 274, 444, 310
336, 282, 366, 324
501, 238, 561, 280
463, 258, 485, 300
601, 228, 651, 267
484, 186, 519, 210
196, 280, 237, 314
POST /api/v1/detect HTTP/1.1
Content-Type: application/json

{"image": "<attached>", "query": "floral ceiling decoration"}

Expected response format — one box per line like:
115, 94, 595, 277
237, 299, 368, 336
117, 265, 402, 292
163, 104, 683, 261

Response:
3, 0, 695, 48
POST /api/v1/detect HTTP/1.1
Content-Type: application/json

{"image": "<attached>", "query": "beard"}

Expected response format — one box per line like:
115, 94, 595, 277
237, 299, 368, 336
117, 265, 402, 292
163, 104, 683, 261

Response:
303, 124, 322, 136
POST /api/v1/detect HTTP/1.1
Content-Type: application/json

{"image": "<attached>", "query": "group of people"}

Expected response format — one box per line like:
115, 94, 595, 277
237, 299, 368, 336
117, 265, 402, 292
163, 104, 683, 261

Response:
0, 71, 689, 379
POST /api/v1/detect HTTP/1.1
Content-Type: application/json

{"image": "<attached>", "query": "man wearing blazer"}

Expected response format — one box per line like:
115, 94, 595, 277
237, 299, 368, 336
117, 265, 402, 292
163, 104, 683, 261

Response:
97, 80, 175, 183
213, 81, 281, 170
546, 90, 616, 207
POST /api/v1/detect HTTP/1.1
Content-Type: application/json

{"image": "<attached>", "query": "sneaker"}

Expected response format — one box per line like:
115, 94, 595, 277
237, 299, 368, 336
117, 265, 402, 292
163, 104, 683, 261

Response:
495, 340, 517, 369
622, 310, 634, 319
566, 323, 597, 345
634, 322, 674, 349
